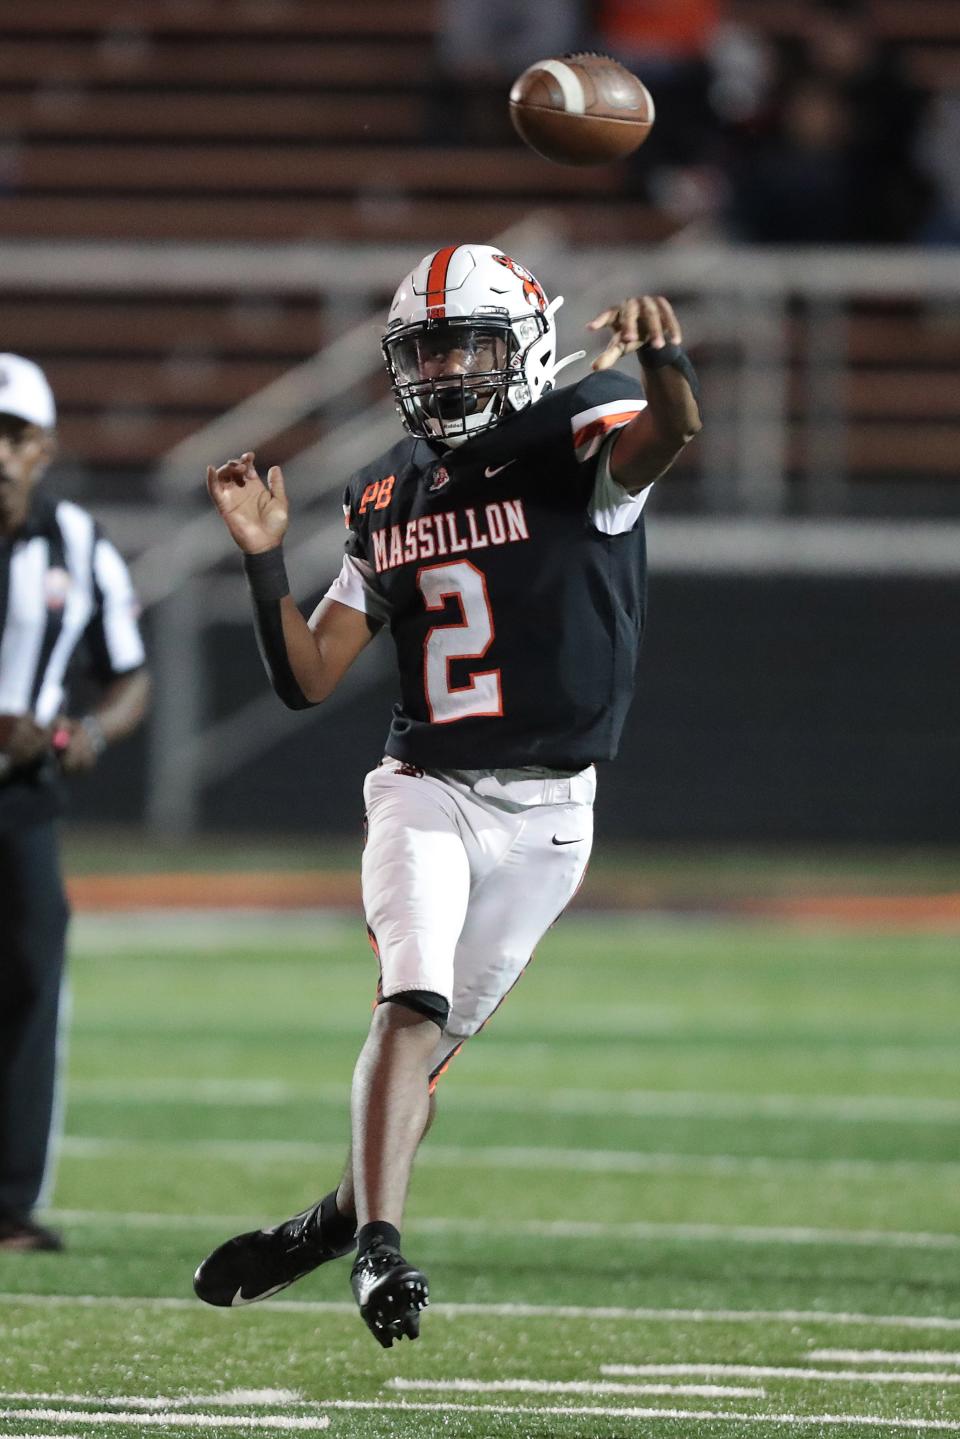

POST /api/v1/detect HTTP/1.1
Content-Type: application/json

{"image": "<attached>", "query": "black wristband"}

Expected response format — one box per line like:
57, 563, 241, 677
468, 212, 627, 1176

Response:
638, 340, 684, 370
243, 547, 289, 602
638, 341, 702, 411
242, 547, 313, 710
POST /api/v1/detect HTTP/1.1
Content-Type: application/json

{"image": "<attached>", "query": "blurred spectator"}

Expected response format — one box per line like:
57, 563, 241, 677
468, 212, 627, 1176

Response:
430, 0, 587, 145
917, 91, 960, 246
707, 21, 778, 131
592, 0, 721, 78
726, 1, 933, 244
726, 73, 858, 244
428, 0, 938, 247
589, 0, 724, 228
802, 0, 932, 242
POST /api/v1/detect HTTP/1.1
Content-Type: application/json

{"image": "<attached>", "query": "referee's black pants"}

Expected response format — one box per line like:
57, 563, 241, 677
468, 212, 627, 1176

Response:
0, 820, 70, 1218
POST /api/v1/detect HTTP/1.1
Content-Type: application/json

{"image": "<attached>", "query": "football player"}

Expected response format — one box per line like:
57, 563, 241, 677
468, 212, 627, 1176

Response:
194, 244, 702, 1346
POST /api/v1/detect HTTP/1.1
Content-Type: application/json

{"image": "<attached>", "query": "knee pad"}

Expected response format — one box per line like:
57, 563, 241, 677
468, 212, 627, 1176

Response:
380, 989, 450, 1028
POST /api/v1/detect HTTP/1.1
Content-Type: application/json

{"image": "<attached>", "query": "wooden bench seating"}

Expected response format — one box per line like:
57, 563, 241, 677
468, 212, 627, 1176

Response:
0, 0, 438, 36
0, 1, 956, 488
0, 93, 426, 143
55, 412, 325, 468
0, 40, 434, 86
14, 144, 622, 196
844, 315, 960, 364
0, 195, 674, 245
40, 356, 292, 407
843, 370, 960, 418
1, 297, 324, 355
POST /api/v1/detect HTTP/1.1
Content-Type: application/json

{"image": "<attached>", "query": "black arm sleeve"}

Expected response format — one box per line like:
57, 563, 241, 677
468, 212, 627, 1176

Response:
242, 550, 316, 711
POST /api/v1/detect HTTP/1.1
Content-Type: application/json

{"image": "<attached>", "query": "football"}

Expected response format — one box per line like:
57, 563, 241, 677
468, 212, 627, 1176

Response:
509, 52, 654, 166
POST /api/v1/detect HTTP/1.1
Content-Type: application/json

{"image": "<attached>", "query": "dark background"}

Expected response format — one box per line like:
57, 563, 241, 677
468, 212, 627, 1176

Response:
72, 572, 960, 843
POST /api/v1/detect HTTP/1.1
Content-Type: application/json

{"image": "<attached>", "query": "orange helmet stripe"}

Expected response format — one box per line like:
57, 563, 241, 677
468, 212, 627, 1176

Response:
424, 244, 459, 319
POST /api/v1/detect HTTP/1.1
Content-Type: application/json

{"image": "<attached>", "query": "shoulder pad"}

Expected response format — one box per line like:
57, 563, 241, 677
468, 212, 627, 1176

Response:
566, 368, 645, 411
564, 371, 647, 465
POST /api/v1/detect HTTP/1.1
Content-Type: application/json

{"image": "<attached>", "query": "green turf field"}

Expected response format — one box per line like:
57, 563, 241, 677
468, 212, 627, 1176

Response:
1, 910, 958, 1438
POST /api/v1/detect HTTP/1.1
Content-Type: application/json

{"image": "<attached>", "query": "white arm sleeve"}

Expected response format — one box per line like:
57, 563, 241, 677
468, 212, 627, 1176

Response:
587, 431, 655, 536
323, 554, 393, 625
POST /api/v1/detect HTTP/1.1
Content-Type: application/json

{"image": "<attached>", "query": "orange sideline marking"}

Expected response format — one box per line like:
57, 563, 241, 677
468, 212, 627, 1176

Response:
65, 873, 960, 929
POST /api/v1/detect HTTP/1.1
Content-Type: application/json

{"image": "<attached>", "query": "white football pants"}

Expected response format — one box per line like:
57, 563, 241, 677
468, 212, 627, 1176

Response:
361, 756, 596, 1084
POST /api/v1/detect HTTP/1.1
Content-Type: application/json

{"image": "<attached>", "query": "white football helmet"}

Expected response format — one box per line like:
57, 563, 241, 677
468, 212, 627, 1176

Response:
382, 243, 579, 446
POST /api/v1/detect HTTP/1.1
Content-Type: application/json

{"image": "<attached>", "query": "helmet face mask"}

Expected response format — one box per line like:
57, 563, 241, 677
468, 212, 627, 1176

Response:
384, 316, 519, 442
382, 244, 559, 446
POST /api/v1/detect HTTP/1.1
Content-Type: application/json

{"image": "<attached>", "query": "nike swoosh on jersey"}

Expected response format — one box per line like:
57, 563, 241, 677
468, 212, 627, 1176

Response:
484, 461, 516, 478
551, 835, 584, 845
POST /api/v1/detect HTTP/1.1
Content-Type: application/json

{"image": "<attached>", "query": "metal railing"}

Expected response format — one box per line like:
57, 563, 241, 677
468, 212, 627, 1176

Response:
4, 235, 957, 830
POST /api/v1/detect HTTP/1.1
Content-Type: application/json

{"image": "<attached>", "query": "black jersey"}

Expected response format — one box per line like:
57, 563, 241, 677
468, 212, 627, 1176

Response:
341, 369, 650, 770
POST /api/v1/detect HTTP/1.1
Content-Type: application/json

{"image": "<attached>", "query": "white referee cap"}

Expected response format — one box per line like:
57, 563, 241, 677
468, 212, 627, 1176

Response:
0, 353, 56, 429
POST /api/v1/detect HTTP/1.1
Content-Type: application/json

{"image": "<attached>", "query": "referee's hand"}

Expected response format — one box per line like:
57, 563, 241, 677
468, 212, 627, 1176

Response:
51, 717, 99, 773
0, 713, 50, 768
206, 451, 289, 555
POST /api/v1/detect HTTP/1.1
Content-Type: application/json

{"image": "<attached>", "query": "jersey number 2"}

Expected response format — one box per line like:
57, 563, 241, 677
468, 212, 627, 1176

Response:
417, 560, 502, 724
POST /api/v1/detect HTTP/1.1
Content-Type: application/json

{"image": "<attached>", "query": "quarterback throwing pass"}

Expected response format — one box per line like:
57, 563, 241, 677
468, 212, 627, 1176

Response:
194, 243, 702, 1347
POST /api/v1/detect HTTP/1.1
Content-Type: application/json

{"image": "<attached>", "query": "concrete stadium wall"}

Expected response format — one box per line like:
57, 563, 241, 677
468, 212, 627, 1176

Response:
74, 574, 960, 844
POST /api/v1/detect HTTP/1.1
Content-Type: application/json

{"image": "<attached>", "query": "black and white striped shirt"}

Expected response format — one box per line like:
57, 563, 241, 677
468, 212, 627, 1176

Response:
0, 492, 145, 824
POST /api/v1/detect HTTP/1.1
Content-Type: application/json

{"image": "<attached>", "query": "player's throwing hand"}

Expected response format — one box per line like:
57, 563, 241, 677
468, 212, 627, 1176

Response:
588, 296, 683, 371
206, 451, 289, 555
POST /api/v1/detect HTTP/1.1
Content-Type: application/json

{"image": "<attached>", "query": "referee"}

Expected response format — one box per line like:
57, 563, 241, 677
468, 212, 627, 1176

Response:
0, 354, 150, 1252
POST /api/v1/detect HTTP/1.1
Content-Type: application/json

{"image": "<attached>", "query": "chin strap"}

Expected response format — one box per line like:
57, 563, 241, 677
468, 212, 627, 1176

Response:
542, 294, 586, 383
552, 348, 587, 379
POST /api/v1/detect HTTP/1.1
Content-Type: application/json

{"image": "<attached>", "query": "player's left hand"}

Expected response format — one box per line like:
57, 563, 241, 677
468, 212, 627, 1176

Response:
207, 451, 289, 555
588, 297, 682, 371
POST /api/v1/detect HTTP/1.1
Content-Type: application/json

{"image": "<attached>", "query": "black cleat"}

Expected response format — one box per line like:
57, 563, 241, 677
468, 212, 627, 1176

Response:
350, 1243, 429, 1348
193, 1201, 355, 1307
0, 1208, 63, 1253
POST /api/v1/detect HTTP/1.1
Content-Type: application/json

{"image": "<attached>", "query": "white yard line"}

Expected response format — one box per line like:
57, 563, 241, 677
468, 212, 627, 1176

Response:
46, 1207, 960, 1252
600, 1363, 960, 1385
71, 914, 346, 952
276, 1399, 960, 1430
4, 1390, 960, 1432
0, 1411, 328, 1432
47, 1208, 271, 1229
56, 1135, 960, 1178
387, 1378, 764, 1398
387, 1378, 763, 1397
71, 1080, 307, 1104
0, 1391, 304, 1410
67, 1078, 960, 1125
2, 1292, 959, 1330
810, 1350, 960, 1366
419, 1215, 960, 1251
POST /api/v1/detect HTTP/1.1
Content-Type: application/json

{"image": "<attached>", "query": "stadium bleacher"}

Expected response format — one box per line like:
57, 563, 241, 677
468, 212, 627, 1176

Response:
0, 0, 957, 495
